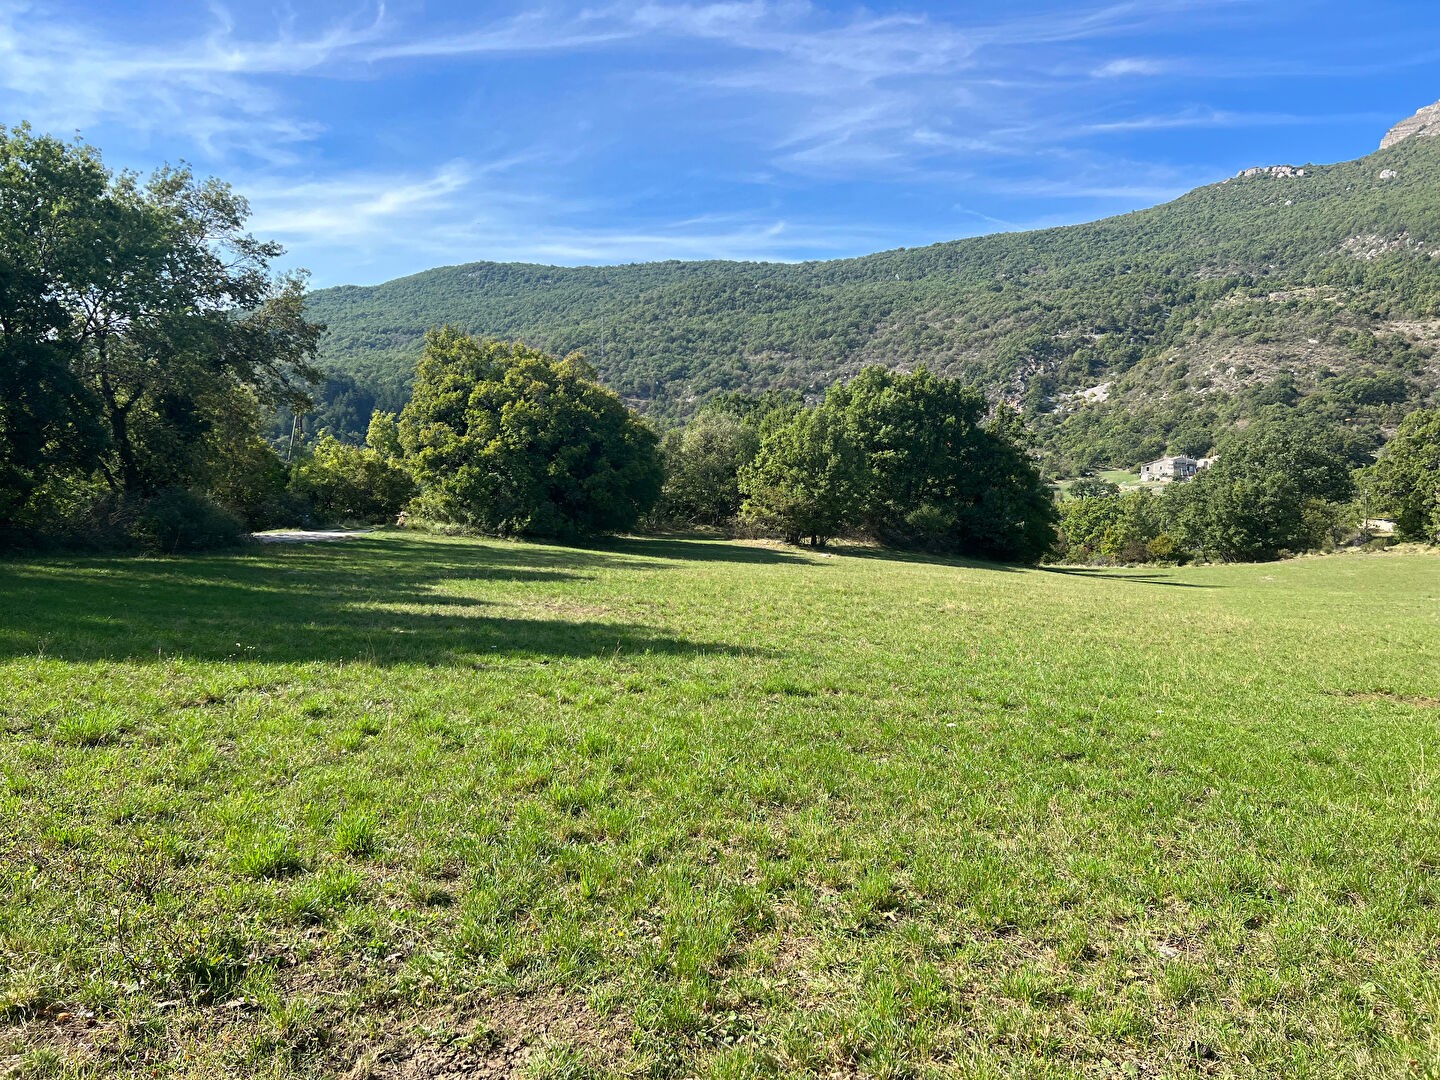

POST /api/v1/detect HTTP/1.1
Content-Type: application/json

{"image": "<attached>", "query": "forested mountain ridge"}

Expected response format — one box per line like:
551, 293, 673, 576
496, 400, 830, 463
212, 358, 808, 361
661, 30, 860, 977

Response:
307, 102, 1440, 471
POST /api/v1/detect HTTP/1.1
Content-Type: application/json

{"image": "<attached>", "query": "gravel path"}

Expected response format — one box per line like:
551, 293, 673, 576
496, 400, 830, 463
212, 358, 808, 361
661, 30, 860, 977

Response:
253, 529, 377, 544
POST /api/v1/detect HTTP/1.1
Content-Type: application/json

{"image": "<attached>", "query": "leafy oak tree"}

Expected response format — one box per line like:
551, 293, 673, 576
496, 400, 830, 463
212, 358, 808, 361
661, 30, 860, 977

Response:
652, 410, 761, 528
0, 125, 322, 543
1365, 408, 1440, 542
0, 127, 108, 528
1056, 488, 1183, 564
738, 367, 1055, 559
398, 329, 661, 537
65, 165, 320, 498
827, 367, 1057, 562
288, 432, 416, 525
1169, 417, 1356, 561
1068, 477, 1120, 499
738, 405, 866, 546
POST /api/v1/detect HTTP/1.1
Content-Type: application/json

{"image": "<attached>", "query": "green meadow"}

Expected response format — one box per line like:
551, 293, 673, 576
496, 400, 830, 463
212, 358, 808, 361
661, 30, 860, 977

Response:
2, 534, 1439, 1078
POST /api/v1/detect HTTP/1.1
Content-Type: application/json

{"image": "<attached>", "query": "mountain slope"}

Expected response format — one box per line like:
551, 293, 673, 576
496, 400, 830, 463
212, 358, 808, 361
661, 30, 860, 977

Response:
306, 103, 1440, 469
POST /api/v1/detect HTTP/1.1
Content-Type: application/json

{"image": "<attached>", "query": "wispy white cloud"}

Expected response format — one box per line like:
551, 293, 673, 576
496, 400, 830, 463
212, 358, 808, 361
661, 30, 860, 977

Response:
0, 0, 1392, 281
244, 158, 892, 283
0, 0, 384, 160
364, 9, 639, 60
1092, 57, 1171, 77
1074, 107, 1387, 135
246, 162, 483, 241
1077, 108, 1301, 133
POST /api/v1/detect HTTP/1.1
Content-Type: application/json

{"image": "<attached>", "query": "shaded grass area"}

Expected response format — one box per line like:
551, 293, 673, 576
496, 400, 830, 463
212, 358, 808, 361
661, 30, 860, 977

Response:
2, 533, 1439, 1077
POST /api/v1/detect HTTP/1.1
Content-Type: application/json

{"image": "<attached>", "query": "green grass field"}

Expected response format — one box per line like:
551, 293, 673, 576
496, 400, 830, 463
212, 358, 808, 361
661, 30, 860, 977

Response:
1094, 470, 1143, 489
1055, 471, 1142, 495
2, 534, 1439, 1078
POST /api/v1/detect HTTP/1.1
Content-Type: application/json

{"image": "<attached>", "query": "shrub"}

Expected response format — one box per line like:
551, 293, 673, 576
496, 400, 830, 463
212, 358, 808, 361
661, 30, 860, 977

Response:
1364, 408, 1440, 542
206, 434, 307, 530
739, 406, 864, 546
133, 489, 250, 553
233, 835, 306, 879
650, 411, 760, 528
288, 433, 416, 525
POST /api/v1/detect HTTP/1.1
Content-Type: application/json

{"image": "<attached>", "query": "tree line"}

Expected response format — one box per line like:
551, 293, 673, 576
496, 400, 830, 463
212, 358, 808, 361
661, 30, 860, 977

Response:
3, 128, 1436, 561
1054, 408, 1440, 563
646, 371, 1054, 561
329, 331, 1054, 562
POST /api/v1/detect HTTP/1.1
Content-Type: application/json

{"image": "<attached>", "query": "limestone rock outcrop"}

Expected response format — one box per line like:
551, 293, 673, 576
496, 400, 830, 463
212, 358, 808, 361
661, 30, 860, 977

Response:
1381, 101, 1440, 150
1235, 165, 1306, 179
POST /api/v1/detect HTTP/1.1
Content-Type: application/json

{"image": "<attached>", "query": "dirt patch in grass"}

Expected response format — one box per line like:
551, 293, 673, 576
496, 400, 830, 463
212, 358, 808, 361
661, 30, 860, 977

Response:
255, 530, 377, 544
1334, 689, 1440, 708
1, 1007, 125, 1071
348, 991, 629, 1079
511, 599, 615, 620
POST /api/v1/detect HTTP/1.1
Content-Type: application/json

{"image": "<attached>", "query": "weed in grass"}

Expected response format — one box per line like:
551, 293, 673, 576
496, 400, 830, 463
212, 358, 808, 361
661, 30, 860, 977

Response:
851, 869, 903, 926
524, 1043, 606, 1079
53, 709, 125, 747
332, 811, 378, 858
406, 879, 455, 907
0, 972, 48, 1020
233, 834, 306, 879
171, 929, 250, 1003
1160, 960, 1209, 1004
288, 868, 363, 925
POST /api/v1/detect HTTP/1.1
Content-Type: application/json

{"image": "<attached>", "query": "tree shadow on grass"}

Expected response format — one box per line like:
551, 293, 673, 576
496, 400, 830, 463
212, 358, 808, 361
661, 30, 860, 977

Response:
822, 543, 1025, 573
605, 537, 814, 565
0, 536, 769, 666
1037, 566, 1222, 589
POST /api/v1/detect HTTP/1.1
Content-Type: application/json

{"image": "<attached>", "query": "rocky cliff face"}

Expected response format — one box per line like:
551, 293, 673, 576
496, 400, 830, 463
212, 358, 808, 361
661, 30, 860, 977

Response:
1381, 100, 1440, 150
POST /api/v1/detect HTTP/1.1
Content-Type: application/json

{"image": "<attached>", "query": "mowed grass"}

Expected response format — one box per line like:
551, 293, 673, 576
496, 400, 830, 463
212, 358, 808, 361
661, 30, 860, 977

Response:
1095, 470, 1143, 489
1, 534, 1439, 1078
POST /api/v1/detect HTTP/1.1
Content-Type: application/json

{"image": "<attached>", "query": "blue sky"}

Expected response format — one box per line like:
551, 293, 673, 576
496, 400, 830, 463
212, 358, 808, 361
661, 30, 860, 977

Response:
3, 0, 1437, 287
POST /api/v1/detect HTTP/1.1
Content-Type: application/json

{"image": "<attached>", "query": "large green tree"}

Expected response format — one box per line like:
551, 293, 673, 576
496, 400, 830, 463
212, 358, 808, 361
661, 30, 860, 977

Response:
1365, 408, 1440, 542
738, 405, 866, 546
288, 432, 415, 525
398, 329, 661, 537
1056, 488, 1175, 564
737, 367, 1056, 559
0, 127, 107, 527
65, 165, 320, 498
827, 368, 1057, 562
1169, 416, 1357, 561
653, 410, 760, 527
0, 125, 322, 537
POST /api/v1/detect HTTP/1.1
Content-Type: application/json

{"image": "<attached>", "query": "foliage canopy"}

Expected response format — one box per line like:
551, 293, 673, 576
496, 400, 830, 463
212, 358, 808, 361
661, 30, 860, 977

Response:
0, 125, 322, 544
398, 329, 662, 537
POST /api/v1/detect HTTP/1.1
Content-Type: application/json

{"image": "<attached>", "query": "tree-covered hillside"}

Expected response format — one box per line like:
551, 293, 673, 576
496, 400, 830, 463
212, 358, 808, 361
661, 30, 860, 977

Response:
307, 109, 1440, 471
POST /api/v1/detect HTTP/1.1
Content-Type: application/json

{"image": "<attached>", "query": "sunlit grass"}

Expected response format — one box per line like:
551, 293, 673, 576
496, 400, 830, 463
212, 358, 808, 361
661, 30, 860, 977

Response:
1, 533, 1438, 1077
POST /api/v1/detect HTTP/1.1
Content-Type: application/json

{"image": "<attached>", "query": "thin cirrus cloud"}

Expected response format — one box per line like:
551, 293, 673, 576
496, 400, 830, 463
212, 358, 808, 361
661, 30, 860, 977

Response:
1092, 57, 1172, 77
0, 1, 384, 161
243, 160, 899, 278
0, 0, 1432, 283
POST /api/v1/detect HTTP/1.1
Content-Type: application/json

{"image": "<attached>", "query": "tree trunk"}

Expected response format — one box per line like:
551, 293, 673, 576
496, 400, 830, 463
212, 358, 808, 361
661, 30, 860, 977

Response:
98, 373, 143, 496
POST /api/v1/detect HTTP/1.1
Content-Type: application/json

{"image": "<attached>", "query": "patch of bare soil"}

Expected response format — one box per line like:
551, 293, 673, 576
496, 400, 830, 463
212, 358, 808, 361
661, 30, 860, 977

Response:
1, 1008, 122, 1071
510, 599, 614, 619
1379, 318, 1440, 342
348, 991, 628, 1079
1333, 690, 1440, 708
254, 529, 376, 543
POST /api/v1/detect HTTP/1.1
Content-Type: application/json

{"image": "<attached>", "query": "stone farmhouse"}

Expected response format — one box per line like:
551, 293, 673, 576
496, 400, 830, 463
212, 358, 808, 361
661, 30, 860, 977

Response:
1139, 455, 1217, 483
